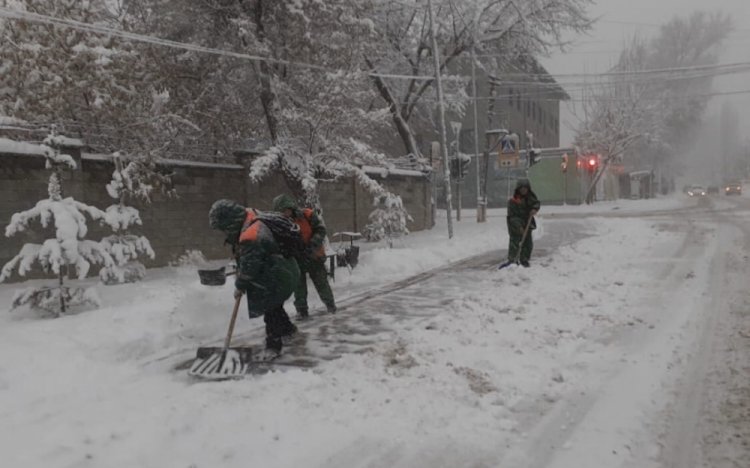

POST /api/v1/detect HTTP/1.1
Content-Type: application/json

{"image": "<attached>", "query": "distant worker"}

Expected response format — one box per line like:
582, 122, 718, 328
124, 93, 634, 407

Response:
506, 179, 540, 268
273, 194, 337, 318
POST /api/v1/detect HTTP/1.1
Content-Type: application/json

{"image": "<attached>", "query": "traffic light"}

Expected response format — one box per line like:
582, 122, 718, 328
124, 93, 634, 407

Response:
460, 157, 470, 177
586, 155, 598, 172
450, 158, 459, 178
450, 157, 471, 178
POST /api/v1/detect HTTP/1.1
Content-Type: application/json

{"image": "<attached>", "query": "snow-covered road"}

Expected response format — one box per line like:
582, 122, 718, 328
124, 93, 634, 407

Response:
0, 196, 748, 468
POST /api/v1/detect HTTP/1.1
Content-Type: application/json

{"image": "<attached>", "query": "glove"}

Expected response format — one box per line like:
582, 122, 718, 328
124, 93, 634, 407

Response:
234, 288, 244, 299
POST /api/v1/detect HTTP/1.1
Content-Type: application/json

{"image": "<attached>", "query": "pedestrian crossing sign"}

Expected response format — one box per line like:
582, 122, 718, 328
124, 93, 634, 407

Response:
502, 140, 514, 153
499, 157, 518, 168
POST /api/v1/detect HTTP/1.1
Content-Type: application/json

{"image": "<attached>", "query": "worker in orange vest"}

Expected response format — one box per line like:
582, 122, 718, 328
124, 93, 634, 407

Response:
273, 194, 336, 319
209, 199, 300, 354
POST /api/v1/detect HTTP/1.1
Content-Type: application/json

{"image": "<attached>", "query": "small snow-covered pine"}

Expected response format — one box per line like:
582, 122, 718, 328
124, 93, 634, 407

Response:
99, 153, 157, 284
0, 134, 114, 315
363, 193, 413, 248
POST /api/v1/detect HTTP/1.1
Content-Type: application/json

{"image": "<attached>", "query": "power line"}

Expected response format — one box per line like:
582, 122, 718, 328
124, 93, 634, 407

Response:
5, 6, 750, 85
0, 6, 329, 71
598, 19, 750, 34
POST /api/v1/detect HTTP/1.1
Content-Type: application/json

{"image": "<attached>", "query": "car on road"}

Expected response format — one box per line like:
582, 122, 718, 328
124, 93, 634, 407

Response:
724, 180, 742, 195
687, 185, 707, 197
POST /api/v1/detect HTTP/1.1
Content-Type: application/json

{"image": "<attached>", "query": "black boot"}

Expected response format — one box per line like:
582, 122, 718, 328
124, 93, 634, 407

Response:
282, 322, 298, 337
295, 306, 309, 320
520, 260, 530, 268
265, 336, 282, 354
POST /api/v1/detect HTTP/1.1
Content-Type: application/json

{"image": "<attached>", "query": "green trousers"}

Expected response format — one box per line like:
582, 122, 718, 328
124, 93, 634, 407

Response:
294, 258, 335, 311
507, 218, 534, 263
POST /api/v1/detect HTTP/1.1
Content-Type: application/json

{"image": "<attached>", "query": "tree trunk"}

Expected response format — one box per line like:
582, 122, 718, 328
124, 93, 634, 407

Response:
251, 0, 309, 204
584, 158, 613, 204
366, 60, 422, 159
58, 269, 66, 317
258, 63, 281, 144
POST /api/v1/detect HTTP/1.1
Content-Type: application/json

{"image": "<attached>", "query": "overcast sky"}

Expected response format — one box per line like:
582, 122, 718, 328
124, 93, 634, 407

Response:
541, 0, 750, 146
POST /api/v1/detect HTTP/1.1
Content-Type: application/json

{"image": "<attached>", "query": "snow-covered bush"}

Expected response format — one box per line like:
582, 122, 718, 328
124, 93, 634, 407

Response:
0, 134, 113, 315
99, 153, 157, 285
363, 194, 413, 248
171, 250, 208, 268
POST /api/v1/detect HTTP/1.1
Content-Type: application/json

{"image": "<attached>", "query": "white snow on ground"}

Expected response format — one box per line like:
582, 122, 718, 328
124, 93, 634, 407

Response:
0, 195, 719, 468
328, 194, 692, 305
541, 193, 689, 215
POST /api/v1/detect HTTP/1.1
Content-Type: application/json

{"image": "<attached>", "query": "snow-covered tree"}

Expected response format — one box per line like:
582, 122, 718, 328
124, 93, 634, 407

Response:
138, 0, 405, 207
366, 0, 592, 159
98, 153, 157, 285
234, 0, 400, 207
363, 193, 413, 248
0, 134, 113, 315
575, 12, 731, 201
0, 0, 187, 158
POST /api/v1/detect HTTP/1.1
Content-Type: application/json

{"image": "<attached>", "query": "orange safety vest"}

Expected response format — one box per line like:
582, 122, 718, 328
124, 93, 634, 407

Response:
295, 208, 325, 258
238, 209, 261, 243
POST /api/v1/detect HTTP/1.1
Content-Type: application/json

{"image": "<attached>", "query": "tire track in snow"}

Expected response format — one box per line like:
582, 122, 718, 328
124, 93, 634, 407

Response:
659, 199, 750, 468
496, 211, 713, 468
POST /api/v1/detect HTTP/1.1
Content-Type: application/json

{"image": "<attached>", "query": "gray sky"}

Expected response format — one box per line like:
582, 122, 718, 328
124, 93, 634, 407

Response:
541, 0, 750, 146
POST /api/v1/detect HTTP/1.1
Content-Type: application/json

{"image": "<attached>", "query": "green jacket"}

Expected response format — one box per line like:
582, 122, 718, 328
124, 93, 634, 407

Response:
507, 182, 540, 230
234, 217, 299, 316
208, 199, 299, 316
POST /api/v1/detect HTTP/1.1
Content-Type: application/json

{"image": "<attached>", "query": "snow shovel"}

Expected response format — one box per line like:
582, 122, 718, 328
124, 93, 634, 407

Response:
498, 215, 534, 270
188, 295, 252, 379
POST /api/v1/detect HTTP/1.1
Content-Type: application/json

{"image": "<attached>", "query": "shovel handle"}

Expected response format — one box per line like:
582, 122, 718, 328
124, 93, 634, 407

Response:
223, 295, 243, 351
513, 216, 534, 263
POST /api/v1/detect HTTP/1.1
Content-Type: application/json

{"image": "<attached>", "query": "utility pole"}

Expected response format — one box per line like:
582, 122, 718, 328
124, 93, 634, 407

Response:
427, 0, 453, 238
451, 121, 462, 222
470, 46, 485, 222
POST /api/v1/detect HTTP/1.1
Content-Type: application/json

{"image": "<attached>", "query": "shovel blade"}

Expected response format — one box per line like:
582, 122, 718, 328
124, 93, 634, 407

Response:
188, 347, 253, 379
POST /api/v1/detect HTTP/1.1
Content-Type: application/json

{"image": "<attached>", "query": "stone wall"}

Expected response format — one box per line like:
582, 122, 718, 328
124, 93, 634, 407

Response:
0, 144, 432, 281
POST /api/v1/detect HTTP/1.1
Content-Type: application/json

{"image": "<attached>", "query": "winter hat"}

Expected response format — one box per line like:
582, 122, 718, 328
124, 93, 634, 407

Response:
272, 194, 298, 212
208, 199, 247, 237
